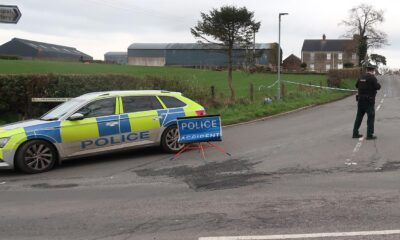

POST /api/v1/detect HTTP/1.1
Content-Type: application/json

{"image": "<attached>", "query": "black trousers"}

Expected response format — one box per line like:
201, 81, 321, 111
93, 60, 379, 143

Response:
353, 100, 375, 137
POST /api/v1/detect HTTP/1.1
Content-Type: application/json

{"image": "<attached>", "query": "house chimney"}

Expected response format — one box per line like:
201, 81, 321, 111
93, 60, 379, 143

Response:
322, 34, 326, 40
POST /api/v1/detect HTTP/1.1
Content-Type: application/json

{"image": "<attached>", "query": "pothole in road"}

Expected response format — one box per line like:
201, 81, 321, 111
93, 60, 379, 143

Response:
378, 161, 400, 172
131, 212, 228, 233
30, 183, 79, 189
134, 159, 275, 191
377, 116, 400, 122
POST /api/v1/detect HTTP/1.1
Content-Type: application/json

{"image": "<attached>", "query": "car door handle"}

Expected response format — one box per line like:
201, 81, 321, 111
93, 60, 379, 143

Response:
105, 121, 119, 127
152, 116, 162, 120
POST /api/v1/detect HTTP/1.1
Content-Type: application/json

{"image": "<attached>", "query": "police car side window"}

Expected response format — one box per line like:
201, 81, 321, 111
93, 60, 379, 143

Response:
159, 96, 186, 108
122, 96, 163, 113
76, 98, 115, 118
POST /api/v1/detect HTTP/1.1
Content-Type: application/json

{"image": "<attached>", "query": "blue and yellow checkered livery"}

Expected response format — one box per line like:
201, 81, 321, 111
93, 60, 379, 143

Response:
0, 91, 205, 170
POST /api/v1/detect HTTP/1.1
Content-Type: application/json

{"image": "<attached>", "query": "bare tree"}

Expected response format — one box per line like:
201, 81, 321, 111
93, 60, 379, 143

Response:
340, 3, 388, 66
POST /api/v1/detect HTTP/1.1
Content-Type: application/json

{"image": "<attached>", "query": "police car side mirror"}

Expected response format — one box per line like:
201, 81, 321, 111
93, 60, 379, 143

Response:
68, 113, 85, 121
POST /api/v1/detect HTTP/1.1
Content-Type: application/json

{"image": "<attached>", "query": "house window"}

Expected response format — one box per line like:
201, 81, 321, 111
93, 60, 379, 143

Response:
326, 64, 331, 71
327, 53, 331, 60
310, 53, 315, 61
352, 53, 357, 60
310, 63, 315, 71
338, 53, 343, 60
338, 63, 343, 69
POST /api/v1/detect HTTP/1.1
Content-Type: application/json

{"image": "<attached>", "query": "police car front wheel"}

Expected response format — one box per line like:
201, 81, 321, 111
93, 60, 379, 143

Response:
161, 125, 184, 153
15, 140, 57, 174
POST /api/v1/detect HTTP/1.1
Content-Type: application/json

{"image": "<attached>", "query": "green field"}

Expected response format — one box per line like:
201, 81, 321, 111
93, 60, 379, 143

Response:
0, 59, 327, 96
0, 59, 355, 125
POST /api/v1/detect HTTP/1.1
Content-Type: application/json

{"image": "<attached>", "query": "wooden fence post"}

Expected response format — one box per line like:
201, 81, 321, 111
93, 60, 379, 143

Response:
250, 83, 254, 102
211, 86, 215, 101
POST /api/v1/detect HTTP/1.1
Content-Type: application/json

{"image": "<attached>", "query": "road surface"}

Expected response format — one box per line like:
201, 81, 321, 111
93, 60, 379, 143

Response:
0, 75, 399, 240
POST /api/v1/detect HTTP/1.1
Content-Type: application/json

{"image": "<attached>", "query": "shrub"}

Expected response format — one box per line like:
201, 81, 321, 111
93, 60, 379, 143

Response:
343, 62, 354, 68
327, 68, 360, 87
0, 74, 210, 119
0, 55, 22, 60
248, 65, 272, 74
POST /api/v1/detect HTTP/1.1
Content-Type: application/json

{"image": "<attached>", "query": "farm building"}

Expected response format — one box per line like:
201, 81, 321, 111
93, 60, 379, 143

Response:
0, 38, 92, 61
104, 52, 127, 64
282, 54, 302, 71
127, 43, 278, 67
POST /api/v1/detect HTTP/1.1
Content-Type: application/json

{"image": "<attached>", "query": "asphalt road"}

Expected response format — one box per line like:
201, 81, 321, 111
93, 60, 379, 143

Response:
1, 75, 400, 240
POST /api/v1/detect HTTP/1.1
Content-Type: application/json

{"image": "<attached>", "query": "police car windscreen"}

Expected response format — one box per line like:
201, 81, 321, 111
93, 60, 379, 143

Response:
41, 99, 85, 120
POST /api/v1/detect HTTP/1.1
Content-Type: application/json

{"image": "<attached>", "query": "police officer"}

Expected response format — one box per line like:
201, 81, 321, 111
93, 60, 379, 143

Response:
352, 64, 381, 140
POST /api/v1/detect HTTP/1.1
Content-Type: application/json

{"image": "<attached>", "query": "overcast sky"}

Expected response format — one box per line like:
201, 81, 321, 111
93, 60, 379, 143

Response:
1, 0, 398, 67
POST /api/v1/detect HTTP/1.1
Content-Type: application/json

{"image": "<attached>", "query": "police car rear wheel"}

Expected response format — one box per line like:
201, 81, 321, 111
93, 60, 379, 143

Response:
161, 125, 184, 153
16, 140, 56, 174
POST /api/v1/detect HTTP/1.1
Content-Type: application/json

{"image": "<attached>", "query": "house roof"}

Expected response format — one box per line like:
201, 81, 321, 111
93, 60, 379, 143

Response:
283, 54, 301, 62
301, 39, 356, 52
128, 43, 273, 50
13, 38, 92, 58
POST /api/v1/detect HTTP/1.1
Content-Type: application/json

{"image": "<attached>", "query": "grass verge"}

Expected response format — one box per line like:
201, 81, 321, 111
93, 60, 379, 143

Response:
0, 60, 357, 125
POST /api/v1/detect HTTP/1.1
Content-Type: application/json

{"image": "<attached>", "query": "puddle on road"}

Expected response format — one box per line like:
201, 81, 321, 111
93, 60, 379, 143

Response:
30, 183, 79, 189
134, 159, 275, 191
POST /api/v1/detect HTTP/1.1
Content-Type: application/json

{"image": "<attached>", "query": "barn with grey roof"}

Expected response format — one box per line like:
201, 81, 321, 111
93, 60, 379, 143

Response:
0, 38, 93, 61
127, 43, 278, 67
104, 52, 127, 64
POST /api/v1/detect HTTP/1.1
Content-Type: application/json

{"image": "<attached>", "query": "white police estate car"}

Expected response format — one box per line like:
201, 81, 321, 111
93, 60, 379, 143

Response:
0, 91, 205, 173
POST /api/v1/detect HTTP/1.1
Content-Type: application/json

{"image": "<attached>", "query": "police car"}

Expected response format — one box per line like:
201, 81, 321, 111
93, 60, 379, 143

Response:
0, 91, 205, 173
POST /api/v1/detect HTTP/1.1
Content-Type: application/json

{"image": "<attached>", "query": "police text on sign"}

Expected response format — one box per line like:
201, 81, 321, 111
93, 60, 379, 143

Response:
177, 115, 222, 144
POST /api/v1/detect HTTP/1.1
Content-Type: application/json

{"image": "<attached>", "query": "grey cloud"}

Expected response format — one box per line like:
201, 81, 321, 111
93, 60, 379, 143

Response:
0, 0, 397, 66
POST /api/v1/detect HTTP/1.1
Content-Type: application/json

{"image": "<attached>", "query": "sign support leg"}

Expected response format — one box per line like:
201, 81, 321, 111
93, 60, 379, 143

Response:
200, 143, 206, 160
207, 142, 231, 156
170, 143, 192, 160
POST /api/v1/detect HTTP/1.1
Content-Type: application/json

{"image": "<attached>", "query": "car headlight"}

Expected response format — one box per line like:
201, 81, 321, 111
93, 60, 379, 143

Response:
0, 137, 10, 148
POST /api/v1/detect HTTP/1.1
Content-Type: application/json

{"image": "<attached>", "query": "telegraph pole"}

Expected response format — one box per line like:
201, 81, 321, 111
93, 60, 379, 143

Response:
277, 12, 288, 100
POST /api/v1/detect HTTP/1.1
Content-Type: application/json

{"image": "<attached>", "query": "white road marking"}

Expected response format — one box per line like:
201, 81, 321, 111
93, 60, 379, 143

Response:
346, 94, 385, 165
199, 229, 400, 240
346, 136, 364, 165
345, 161, 357, 166
353, 137, 364, 153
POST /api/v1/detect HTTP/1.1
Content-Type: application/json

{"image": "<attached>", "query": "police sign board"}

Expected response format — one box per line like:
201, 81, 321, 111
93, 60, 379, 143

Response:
0, 5, 21, 24
177, 115, 222, 144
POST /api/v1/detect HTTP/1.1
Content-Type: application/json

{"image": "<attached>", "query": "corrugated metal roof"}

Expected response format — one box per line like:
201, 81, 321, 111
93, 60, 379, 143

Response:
104, 52, 127, 56
13, 38, 92, 57
129, 43, 170, 50
302, 39, 356, 52
128, 43, 273, 50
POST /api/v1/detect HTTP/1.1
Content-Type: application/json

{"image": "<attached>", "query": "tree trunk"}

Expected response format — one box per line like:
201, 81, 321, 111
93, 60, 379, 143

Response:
357, 36, 368, 66
227, 46, 236, 101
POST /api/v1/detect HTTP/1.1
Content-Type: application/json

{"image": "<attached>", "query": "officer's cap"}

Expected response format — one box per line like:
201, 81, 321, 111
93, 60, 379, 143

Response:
365, 63, 377, 70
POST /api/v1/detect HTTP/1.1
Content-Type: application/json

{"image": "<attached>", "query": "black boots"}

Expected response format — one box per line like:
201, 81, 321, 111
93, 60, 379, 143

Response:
352, 133, 363, 138
366, 135, 377, 140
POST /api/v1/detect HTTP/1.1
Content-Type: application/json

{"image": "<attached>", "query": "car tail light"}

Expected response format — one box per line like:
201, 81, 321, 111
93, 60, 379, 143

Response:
195, 110, 206, 116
